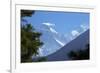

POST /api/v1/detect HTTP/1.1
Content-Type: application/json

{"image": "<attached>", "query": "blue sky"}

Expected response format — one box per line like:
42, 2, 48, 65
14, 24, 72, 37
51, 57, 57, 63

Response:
22, 10, 90, 56
24, 10, 89, 35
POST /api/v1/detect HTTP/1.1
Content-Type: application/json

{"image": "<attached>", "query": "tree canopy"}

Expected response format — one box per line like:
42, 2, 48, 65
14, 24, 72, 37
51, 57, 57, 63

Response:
21, 24, 43, 62
21, 10, 35, 17
68, 44, 89, 60
21, 10, 44, 62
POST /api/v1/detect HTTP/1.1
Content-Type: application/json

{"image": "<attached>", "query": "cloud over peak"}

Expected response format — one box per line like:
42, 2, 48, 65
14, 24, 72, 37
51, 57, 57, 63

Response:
80, 24, 89, 31
71, 30, 80, 37
42, 22, 55, 27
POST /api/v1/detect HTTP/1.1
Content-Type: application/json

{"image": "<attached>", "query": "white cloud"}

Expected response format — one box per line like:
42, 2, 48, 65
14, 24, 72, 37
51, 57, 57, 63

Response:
80, 24, 89, 31
49, 27, 58, 34
71, 30, 80, 36
42, 22, 55, 27
54, 38, 65, 46
42, 22, 58, 34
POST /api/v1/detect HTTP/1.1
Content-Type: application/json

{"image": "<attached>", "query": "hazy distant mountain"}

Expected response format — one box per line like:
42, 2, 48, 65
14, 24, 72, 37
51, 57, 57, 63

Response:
34, 23, 70, 57
46, 29, 89, 61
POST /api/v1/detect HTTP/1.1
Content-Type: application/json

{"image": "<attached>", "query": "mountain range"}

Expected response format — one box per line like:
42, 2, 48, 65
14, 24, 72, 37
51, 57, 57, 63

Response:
46, 29, 89, 61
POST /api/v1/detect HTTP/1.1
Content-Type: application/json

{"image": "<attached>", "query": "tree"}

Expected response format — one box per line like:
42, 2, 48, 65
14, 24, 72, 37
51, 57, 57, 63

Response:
21, 24, 43, 62
21, 10, 35, 17
37, 57, 47, 62
21, 10, 44, 62
32, 57, 47, 62
21, 10, 35, 25
68, 44, 89, 60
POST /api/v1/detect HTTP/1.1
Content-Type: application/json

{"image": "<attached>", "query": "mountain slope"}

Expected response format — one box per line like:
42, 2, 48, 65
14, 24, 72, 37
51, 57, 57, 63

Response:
35, 23, 69, 56
46, 29, 89, 61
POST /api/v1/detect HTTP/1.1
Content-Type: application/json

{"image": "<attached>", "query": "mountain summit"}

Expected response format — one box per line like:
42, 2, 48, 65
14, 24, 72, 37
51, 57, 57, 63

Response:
37, 23, 69, 56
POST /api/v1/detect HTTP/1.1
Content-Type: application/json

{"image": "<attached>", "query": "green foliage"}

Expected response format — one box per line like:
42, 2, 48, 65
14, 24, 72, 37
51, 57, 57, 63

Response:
21, 10, 35, 17
21, 10, 44, 63
21, 10, 35, 24
68, 44, 89, 60
37, 57, 47, 62
21, 24, 43, 62
32, 57, 47, 62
